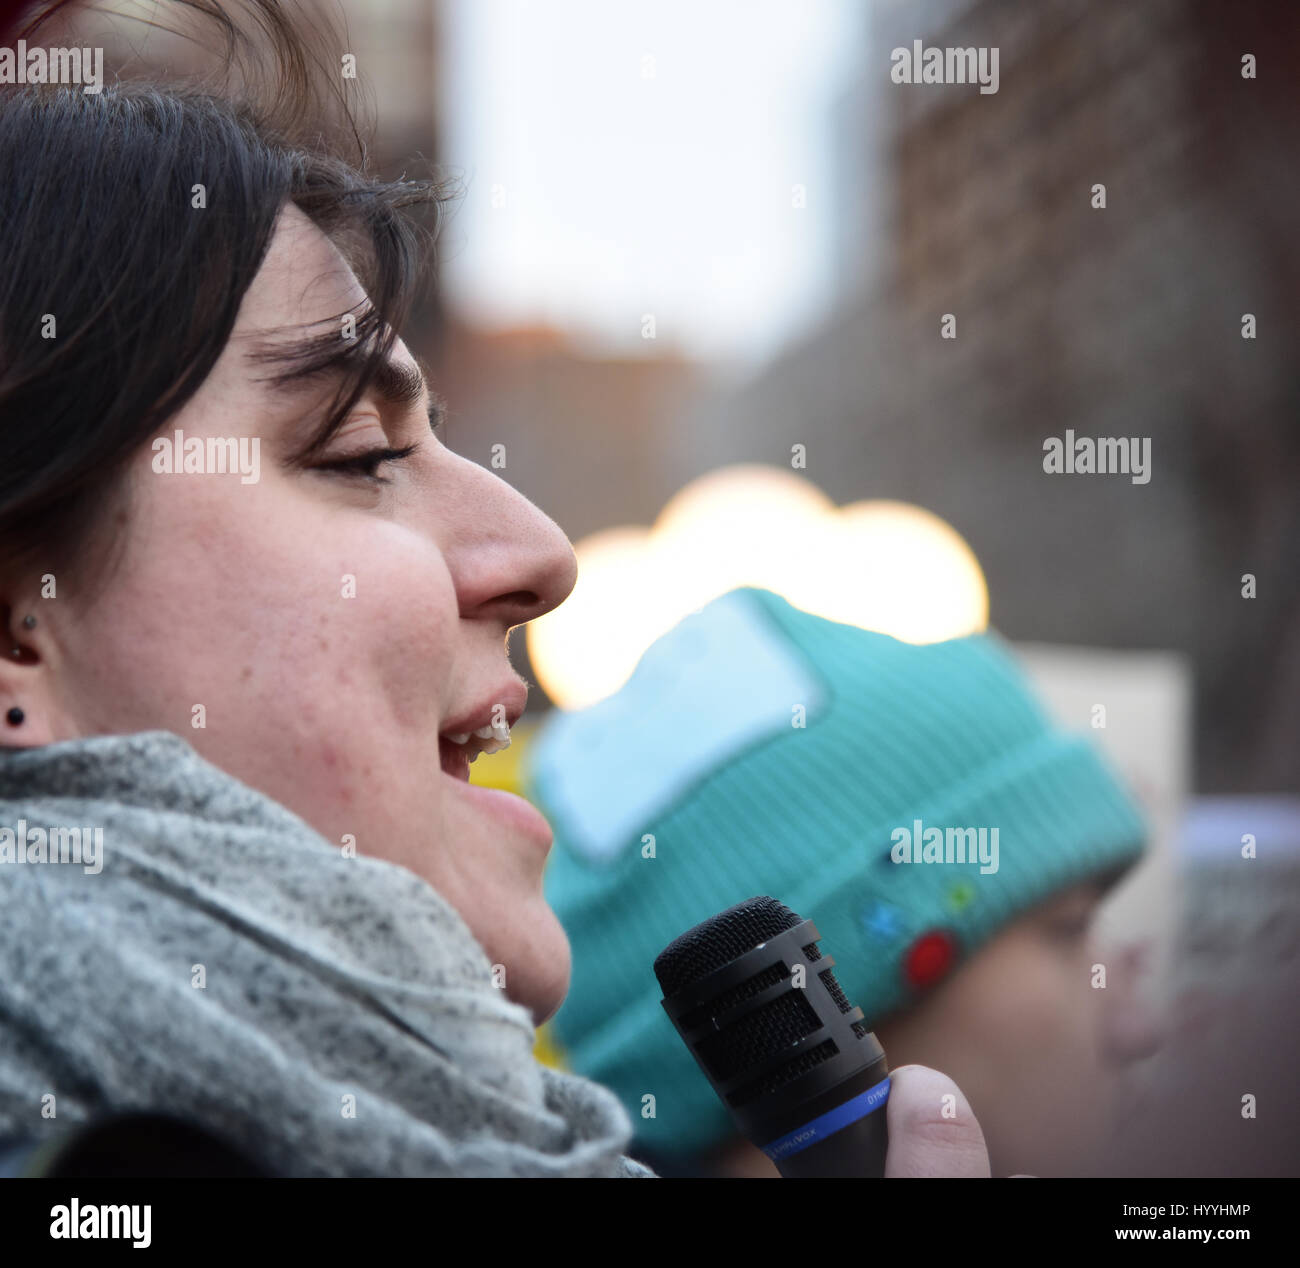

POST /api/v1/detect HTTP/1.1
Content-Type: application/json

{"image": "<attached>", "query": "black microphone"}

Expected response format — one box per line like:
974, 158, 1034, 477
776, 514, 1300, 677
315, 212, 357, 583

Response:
655, 895, 890, 1177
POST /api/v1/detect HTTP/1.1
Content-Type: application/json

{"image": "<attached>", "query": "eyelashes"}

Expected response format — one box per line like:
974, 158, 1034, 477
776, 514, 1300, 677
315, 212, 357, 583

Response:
314, 443, 420, 484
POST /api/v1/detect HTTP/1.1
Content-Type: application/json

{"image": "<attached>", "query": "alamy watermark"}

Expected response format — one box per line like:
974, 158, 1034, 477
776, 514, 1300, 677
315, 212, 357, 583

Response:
152, 429, 261, 484
890, 820, 999, 875
0, 821, 103, 874
1043, 430, 1151, 484
50, 1199, 150, 1248
890, 41, 999, 95
0, 42, 103, 94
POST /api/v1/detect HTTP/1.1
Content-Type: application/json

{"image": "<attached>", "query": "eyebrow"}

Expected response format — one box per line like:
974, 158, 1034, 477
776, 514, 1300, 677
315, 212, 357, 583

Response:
249, 329, 447, 440
370, 353, 448, 434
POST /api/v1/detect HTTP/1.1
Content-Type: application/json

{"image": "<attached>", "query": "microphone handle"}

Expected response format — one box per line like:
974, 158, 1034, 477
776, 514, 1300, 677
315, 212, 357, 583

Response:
761, 1056, 892, 1179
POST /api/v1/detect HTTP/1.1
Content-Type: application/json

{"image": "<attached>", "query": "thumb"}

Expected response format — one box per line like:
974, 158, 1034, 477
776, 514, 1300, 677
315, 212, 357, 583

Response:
883, 1064, 992, 1177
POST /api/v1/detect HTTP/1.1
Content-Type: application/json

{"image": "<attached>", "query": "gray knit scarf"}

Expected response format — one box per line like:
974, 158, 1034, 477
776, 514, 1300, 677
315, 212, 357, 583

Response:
0, 731, 654, 1177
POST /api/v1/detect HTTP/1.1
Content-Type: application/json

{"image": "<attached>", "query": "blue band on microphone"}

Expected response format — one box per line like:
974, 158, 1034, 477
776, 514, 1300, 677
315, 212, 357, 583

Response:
760, 1075, 892, 1162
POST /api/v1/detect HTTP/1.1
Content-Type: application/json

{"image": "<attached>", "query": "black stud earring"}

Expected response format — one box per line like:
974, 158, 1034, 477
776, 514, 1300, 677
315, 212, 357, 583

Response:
6, 707, 24, 726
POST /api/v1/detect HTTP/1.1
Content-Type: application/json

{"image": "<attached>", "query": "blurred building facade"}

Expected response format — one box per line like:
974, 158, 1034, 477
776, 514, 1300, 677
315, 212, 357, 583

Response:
346, 0, 447, 352
429, 322, 702, 545
670, 0, 1299, 794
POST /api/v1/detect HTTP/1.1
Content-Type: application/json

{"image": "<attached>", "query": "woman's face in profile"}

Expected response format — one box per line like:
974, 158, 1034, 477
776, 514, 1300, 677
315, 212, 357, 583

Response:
27, 204, 579, 1025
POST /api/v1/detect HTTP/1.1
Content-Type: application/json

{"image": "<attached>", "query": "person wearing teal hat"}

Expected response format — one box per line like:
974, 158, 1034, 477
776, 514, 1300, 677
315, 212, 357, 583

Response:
525, 587, 1164, 1176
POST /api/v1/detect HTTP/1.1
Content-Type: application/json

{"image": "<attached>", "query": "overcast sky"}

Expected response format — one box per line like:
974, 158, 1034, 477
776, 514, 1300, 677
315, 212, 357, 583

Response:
435, 0, 863, 368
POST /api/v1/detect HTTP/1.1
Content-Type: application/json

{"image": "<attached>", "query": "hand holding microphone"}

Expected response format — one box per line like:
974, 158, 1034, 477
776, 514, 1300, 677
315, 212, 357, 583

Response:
655, 895, 992, 1177
879, 1064, 992, 1177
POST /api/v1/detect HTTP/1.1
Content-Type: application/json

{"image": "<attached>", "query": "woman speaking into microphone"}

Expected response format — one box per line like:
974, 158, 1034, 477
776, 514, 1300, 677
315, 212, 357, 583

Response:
0, 0, 987, 1179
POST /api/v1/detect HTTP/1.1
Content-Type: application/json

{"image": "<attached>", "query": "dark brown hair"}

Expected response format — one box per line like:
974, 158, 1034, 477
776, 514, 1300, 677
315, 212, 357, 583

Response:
0, 1, 456, 587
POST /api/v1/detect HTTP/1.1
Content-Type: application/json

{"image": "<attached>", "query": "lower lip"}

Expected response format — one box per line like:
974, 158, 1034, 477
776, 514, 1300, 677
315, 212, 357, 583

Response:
441, 769, 554, 851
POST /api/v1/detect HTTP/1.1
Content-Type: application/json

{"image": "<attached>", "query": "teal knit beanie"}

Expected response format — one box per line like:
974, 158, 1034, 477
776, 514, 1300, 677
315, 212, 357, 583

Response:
523, 587, 1147, 1161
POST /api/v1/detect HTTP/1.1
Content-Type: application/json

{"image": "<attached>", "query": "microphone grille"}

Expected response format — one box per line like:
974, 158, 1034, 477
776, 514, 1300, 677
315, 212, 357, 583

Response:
653, 895, 800, 996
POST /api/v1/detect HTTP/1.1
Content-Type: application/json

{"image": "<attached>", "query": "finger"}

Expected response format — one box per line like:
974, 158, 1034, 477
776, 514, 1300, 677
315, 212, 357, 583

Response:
883, 1063, 991, 1177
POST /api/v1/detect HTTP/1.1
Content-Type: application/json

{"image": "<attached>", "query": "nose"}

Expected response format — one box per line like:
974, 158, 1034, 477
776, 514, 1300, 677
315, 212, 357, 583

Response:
439, 451, 578, 628
1099, 942, 1166, 1065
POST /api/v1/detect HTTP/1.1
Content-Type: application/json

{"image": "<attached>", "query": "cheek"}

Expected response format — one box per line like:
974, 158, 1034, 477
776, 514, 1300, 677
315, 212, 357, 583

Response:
62, 466, 475, 904
932, 943, 1110, 1172
363, 561, 460, 735
924, 939, 1099, 1096
82, 494, 318, 703
995, 943, 1101, 1065
983, 943, 1112, 1152
65, 490, 284, 726
72, 475, 457, 763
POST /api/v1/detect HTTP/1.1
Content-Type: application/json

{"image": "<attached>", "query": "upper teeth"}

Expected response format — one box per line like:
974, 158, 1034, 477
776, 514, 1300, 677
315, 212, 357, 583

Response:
445, 721, 512, 758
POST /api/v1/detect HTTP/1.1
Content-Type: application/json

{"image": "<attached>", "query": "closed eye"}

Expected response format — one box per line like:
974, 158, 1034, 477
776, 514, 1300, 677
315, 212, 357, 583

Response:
315, 443, 420, 483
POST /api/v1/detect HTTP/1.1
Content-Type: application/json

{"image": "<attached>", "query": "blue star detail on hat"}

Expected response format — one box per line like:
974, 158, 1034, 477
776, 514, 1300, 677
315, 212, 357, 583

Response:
860, 900, 905, 943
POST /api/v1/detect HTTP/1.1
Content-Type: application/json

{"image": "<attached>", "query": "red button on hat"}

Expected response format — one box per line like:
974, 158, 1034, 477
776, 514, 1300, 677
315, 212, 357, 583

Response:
903, 930, 957, 989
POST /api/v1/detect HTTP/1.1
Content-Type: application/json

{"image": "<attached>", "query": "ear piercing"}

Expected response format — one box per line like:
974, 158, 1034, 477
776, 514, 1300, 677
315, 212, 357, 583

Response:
7, 620, 36, 718
10, 615, 36, 659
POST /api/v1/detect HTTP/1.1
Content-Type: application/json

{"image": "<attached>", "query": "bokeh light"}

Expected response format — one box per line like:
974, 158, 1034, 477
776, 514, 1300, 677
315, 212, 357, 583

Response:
528, 466, 989, 709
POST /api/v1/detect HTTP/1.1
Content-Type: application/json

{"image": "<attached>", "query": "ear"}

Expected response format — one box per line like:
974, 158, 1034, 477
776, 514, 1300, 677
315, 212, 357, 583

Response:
0, 600, 58, 748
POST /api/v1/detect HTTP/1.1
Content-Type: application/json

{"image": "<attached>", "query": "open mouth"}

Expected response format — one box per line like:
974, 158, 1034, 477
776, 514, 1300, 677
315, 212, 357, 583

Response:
431, 700, 550, 848
438, 736, 471, 781
438, 723, 511, 781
